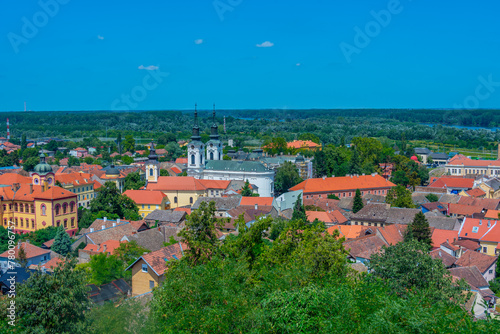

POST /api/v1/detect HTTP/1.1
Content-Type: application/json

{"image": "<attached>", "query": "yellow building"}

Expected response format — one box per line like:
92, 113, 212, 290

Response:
478, 181, 500, 199
55, 172, 96, 208
99, 165, 126, 193
146, 176, 207, 208
126, 243, 185, 296
123, 189, 170, 218
0, 155, 78, 235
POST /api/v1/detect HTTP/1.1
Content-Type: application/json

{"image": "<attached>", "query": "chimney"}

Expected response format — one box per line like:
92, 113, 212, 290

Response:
479, 220, 482, 225
112, 222, 116, 227
322, 176, 326, 180
439, 250, 442, 257
90, 228, 94, 232
117, 218, 120, 224
326, 202, 329, 207
488, 221, 491, 227
101, 225, 105, 230
29, 184, 33, 194
255, 203, 258, 210
103, 217, 107, 222
102, 244, 107, 253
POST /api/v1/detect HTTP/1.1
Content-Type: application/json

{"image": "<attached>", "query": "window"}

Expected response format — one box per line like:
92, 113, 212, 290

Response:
14, 203, 18, 212
70, 202, 75, 212
142, 204, 145, 209
190, 197, 193, 204
56, 220, 60, 227
191, 154, 195, 165
149, 280, 155, 289
41, 204, 46, 216
55, 204, 60, 215
483, 247, 487, 253
71, 218, 75, 227
489, 269, 493, 274
210, 152, 214, 160
150, 169, 153, 176
63, 203, 68, 214
19, 204, 23, 213
142, 264, 148, 273
20, 218, 23, 228
31, 220, 35, 229
64, 220, 68, 228
148, 205, 151, 209
174, 197, 178, 204
472, 226, 479, 233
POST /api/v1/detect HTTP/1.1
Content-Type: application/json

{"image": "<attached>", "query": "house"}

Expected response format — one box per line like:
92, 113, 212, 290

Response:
0, 267, 37, 295
448, 203, 485, 219
122, 226, 183, 252
431, 229, 459, 250
430, 249, 457, 268
343, 234, 387, 264
326, 225, 375, 240
421, 202, 448, 215
87, 279, 131, 305
55, 172, 97, 208
457, 196, 500, 210
428, 176, 475, 194
458, 217, 499, 256
79, 240, 125, 261
85, 221, 149, 247
123, 189, 170, 218
126, 242, 186, 296
446, 154, 500, 177
191, 196, 242, 218
428, 152, 449, 165
306, 211, 347, 226
478, 221, 500, 256
478, 178, 500, 199
462, 188, 486, 198
69, 147, 88, 157
0, 242, 51, 273
144, 209, 187, 226
349, 204, 420, 227
455, 250, 497, 282
287, 140, 321, 151
414, 148, 432, 164
290, 174, 395, 200
146, 176, 208, 208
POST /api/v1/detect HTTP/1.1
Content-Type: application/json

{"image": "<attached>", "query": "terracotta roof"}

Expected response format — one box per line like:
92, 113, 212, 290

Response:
326, 225, 374, 240
41, 257, 63, 271
455, 250, 497, 274
240, 196, 274, 206
377, 224, 406, 245
289, 174, 395, 194
448, 266, 489, 288
175, 157, 188, 164
174, 207, 191, 215
430, 249, 457, 267
453, 239, 480, 251
0, 242, 50, 259
306, 211, 335, 224
448, 203, 483, 217
33, 186, 76, 200
198, 179, 230, 190
287, 140, 320, 149
43, 239, 55, 248
123, 189, 166, 205
171, 166, 182, 174
0, 184, 76, 202
480, 222, 500, 243
428, 177, 475, 189
145, 210, 186, 224
303, 198, 342, 211
328, 210, 349, 224
86, 222, 148, 245
459, 218, 496, 240
466, 188, 486, 198
55, 173, 93, 187
83, 240, 124, 255
431, 229, 459, 248
146, 176, 206, 191
0, 173, 32, 185
343, 234, 386, 260
485, 210, 500, 219
447, 154, 500, 168
458, 197, 500, 210
138, 242, 187, 276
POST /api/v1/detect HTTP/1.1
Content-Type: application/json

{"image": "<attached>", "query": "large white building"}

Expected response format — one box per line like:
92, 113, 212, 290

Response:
446, 153, 500, 177
186, 107, 275, 197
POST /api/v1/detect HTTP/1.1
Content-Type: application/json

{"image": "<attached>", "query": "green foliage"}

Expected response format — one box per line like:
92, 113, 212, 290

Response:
123, 172, 145, 190
327, 194, 339, 200
0, 226, 18, 252
352, 189, 364, 213
178, 201, 226, 266
304, 204, 324, 211
241, 180, 253, 197
274, 161, 303, 196
163, 235, 178, 247
89, 182, 140, 219
113, 241, 150, 267
51, 226, 73, 256
298, 132, 320, 144
19, 226, 58, 247
15, 258, 90, 333
68, 156, 80, 167
23, 156, 39, 171
386, 185, 415, 208
291, 194, 307, 222
122, 135, 135, 153
404, 212, 433, 248
370, 240, 468, 302
263, 137, 288, 155
18, 246, 28, 268
426, 193, 439, 202
157, 132, 177, 145
77, 208, 120, 230
88, 253, 125, 286
159, 169, 170, 176
223, 154, 231, 160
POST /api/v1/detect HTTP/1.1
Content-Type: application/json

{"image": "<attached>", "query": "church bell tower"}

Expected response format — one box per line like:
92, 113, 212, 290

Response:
187, 104, 205, 178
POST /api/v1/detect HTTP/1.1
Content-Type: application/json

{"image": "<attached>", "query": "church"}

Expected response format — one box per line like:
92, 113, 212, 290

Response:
146, 107, 275, 197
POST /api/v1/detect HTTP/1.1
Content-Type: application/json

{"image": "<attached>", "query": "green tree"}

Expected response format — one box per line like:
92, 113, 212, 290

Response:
52, 226, 73, 256
159, 169, 170, 176
0, 226, 18, 252
16, 258, 90, 333
123, 172, 145, 190
274, 161, 303, 196
391, 170, 410, 187
23, 156, 39, 171
404, 212, 432, 249
352, 189, 364, 213
223, 155, 231, 160
46, 140, 59, 152
89, 182, 139, 219
21, 134, 27, 152
241, 180, 253, 196
114, 241, 150, 267
68, 156, 80, 167
298, 133, 320, 144
157, 133, 176, 145
386, 185, 415, 208
178, 201, 225, 266
117, 133, 122, 154
425, 193, 439, 202
327, 194, 339, 200
122, 135, 135, 153
18, 245, 28, 268
88, 253, 125, 285
84, 156, 94, 164
263, 137, 288, 156
349, 148, 362, 175
291, 194, 307, 222
370, 240, 468, 302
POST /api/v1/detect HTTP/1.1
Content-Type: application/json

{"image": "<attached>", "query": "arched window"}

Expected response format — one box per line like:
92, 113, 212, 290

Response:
55, 204, 60, 215
64, 219, 68, 228
62, 203, 68, 214
31, 205, 35, 213
70, 202, 75, 213
191, 154, 195, 165
41, 204, 46, 216
210, 152, 214, 160
3, 218, 6, 226
2, 204, 5, 211
14, 203, 18, 212
149, 168, 153, 176
174, 197, 178, 204
200, 153, 203, 163
190, 197, 193, 204
56, 220, 60, 227
71, 218, 75, 227
31, 220, 35, 229
20, 219, 23, 228
19, 204, 23, 213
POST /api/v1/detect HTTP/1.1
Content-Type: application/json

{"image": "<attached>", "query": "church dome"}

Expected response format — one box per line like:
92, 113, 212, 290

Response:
33, 153, 52, 175
295, 153, 305, 162
106, 165, 120, 176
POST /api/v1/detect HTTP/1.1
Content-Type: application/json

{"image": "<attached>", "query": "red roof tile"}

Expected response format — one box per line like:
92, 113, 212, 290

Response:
146, 176, 206, 191
141, 242, 187, 276
431, 229, 459, 248
171, 166, 182, 174
326, 225, 373, 240
0, 242, 50, 259
290, 174, 395, 194
466, 188, 486, 198
459, 218, 495, 240
428, 177, 475, 189
123, 190, 166, 205
240, 196, 273, 206
480, 221, 500, 243
175, 157, 188, 164
377, 224, 406, 245
447, 154, 500, 167
287, 140, 320, 149
198, 179, 230, 190
448, 203, 483, 217
174, 207, 191, 215
455, 250, 497, 274
485, 210, 500, 219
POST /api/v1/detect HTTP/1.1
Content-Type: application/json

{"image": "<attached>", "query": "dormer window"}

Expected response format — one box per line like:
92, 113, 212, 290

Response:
472, 226, 479, 233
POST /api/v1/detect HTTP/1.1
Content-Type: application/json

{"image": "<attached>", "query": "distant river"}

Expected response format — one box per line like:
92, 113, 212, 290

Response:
421, 123, 500, 132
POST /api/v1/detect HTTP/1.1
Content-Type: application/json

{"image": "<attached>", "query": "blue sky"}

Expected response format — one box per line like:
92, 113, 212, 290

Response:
1, 0, 500, 111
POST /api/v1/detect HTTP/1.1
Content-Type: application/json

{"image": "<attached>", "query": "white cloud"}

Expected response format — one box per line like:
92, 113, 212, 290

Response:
194, 39, 203, 45
296, 63, 301, 66
138, 65, 159, 71
97, 35, 104, 40
256, 41, 274, 48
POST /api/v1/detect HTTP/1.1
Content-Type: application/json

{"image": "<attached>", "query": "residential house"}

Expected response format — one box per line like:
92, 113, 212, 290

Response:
191, 196, 242, 218
431, 229, 459, 250
126, 242, 186, 296
421, 202, 448, 215
458, 217, 500, 256
461, 188, 486, 198
0, 242, 51, 273
144, 210, 187, 227
287, 140, 321, 151
343, 234, 387, 264
84, 221, 149, 247
428, 152, 449, 165
349, 204, 420, 227
430, 249, 457, 268
478, 178, 500, 199
0, 267, 36, 295
123, 189, 170, 218
326, 225, 375, 240
455, 250, 498, 282
428, 176, 475, 194
79, 240, 125, 261
306, 211, 348, 227
414, 147, 432, 164
69, 147, 88, 157
122, 226, 183, 252
146, 176, 208, 208
290, 174, 395, 200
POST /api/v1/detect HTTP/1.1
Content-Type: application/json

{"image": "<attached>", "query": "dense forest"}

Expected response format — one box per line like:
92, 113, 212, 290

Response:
1, 109, 499, 150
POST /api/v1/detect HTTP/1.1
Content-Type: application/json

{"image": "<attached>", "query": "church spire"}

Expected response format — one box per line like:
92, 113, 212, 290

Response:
148, 141, 158, 162
192, 103, 201, 140
210, 103, 219, 139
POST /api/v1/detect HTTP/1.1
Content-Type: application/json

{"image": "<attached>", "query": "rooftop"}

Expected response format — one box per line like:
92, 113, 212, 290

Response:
290, 174, 395, 194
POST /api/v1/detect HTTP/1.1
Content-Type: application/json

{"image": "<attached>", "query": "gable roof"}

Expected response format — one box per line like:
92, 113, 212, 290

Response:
204, 160, 271, 173
197, 179, 231, 190
431, 229, 459, 248
455, 250, 497, 274
144, 209, 187, 224
448, 266, 489, 289
146, 176, 206, 191
287, 140, 320, 149
480, 221, 500, 243
428, 177, 474, 189
430, 249, 457, 268
376, 224, 406, 245
86, 222, 148, 245
448, 203, 484, 217
326, 225, 374, 240
459, 217, 496, 240
191, 196, 242, 211
458, 197, 500, 210
123, 189, 167, 205
447, 154, 500, 168
485, 210, 500, 220
424, 214, 459, 230
466, 188, 486, 198
125, 227, 173, 252
290, 174, 395, 194
0, 242, 50, 259
126, 242, 186, 277
343, 234, 386, 260
240, 196, 274, 207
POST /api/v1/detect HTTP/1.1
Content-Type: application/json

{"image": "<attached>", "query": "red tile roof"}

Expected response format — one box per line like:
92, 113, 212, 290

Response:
140, 242, 187, 276
459, 218, 495, 240
447, 154, 500, 167
290, 174, 395, 194
343, 234, 386, 260
0, 242, 50, 259
377, 224, 407, 245
326, 225, 373, 240
453, 239, 480, 251
430, 249, 457, 267
146, 176, 206, 191
83, 240, 125, 255
123, 190, 166, 205
306, 211, 334, 224
0, 173, 32, 185
466, 188, 486, 198
174, 207, 191, 215
448, 203, 483, 217
431, 229, 459, 248
171, 166, 182, 174
455, 250, 497, 274
33, 186, 76, 200
240, 196, 273, 206
428, 176, 475, 189
458, 197, 500, 210
198, 179, 230, 190
480, 221, 500, 243
287, 140, 321, 149
175, 157, 188, 164
55, 173, 93, 187
485, 210, 500, 219
41, 257, 64, 271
